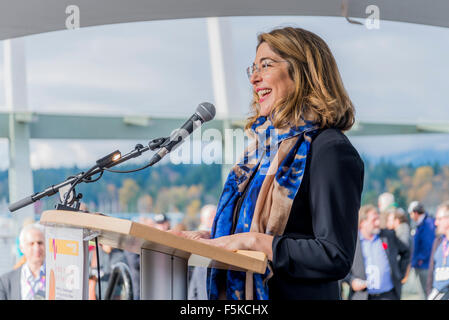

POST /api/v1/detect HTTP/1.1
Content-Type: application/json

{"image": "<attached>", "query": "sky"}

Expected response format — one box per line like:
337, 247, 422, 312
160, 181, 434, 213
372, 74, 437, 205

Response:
0, 15, 448, 170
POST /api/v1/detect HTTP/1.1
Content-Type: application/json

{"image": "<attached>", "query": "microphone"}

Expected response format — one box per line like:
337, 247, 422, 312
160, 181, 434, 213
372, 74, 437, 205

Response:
148, 102, 216, 166
8, 195, 35, 213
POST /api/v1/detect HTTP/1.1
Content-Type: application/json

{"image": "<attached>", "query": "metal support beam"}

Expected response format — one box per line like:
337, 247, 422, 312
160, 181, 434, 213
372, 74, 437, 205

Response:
207, 17, 239, 183
1, 112, 448, 140
4, 38, 34, 225
0, 112, 225, 140
346, 121, 449, 136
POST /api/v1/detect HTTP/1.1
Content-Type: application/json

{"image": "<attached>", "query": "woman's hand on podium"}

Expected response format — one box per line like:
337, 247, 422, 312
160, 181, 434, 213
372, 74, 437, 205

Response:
168, 229, 211, 240
198, 232, 274, 261
169, 230, 273, 260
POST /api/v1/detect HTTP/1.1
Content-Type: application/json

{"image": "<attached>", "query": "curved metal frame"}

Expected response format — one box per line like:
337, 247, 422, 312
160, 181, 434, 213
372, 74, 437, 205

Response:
104, 262, 134, 300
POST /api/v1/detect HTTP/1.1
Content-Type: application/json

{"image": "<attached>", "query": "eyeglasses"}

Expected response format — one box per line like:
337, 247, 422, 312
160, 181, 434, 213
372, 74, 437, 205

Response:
246, 59, 288, 80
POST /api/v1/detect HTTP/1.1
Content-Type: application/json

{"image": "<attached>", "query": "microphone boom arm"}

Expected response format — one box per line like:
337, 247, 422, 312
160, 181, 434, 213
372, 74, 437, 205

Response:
8, 142, 152, 213
8, 102, 216, 213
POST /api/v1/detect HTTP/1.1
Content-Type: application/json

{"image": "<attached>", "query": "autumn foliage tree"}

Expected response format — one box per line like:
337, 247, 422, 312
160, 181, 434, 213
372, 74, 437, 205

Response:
119, 178, 140, 212
363, 160, 449, 214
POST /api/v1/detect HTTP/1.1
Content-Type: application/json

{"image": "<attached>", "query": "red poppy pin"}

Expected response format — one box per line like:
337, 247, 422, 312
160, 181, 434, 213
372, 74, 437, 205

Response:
382, 242, 388, 250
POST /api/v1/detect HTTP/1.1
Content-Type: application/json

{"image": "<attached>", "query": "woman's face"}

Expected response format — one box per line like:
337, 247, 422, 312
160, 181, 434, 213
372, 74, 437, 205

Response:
249, 42, 295, 116
386, 213, 396, 230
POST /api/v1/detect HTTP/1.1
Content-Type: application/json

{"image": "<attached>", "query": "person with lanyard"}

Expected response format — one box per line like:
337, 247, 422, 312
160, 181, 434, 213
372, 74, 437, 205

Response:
427, 201, 449, 300
0, 223, 46, 300
344, 205, 410, 300
174, 26, 364, 300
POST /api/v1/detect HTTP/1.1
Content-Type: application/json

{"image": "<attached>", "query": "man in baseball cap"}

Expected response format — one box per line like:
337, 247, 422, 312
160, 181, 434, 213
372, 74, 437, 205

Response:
153, 213, 170, 231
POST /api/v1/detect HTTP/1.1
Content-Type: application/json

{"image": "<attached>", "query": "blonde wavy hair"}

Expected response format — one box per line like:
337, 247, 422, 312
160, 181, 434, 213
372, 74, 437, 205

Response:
245, 27, 355, 131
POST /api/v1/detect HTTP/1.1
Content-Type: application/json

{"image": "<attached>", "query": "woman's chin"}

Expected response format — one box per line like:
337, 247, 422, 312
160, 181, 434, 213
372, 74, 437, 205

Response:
259, 104, 273, 116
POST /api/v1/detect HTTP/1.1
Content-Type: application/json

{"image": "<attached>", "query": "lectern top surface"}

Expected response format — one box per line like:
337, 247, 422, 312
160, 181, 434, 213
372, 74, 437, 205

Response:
40, 210, 267, 274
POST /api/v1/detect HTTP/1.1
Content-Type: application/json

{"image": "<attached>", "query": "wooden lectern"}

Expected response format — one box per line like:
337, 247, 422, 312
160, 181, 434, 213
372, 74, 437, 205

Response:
40, 210, 267, 300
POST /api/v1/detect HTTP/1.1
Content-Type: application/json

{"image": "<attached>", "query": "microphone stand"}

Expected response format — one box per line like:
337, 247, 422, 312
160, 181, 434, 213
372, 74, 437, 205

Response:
8, 137, 169, 213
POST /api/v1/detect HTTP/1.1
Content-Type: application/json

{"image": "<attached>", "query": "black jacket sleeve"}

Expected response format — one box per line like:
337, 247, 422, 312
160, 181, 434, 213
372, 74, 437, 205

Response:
394, 231, 411, 279
272, 137, 364, 281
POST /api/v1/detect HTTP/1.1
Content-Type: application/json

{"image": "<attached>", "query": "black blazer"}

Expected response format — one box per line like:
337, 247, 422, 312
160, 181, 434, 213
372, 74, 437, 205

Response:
0, 267, 22, 300
268, 128, 364, 300
344, 229, 411, 300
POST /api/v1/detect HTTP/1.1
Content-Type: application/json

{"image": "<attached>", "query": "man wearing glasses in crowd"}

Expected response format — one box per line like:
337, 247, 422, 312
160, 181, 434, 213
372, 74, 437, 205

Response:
427, 201, 449, 300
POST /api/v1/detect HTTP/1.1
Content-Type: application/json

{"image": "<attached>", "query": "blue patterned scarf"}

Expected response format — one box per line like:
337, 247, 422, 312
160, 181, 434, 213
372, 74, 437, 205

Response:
207, 116, 319, 300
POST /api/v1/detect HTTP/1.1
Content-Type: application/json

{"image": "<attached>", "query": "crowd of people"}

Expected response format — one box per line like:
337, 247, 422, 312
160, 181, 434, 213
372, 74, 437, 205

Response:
0, 204, 217, 300
342, 192, 449, 300
1, 194, 448, 300
2, 195, 448, 300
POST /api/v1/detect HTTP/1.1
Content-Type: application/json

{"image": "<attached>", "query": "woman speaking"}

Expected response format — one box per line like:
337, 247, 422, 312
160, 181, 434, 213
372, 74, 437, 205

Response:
181, 27, 364, 300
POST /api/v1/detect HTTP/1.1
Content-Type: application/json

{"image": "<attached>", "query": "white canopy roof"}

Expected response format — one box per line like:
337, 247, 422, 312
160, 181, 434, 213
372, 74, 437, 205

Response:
1, 0, 448, 40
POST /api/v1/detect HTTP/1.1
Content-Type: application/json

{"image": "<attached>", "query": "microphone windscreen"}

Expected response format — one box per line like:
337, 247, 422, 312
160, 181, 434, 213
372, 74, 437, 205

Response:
8, 195, 34, 212
196, 102, 216, 122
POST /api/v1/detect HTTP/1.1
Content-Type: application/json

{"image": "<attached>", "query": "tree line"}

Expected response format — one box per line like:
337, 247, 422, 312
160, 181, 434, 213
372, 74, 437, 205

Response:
362, 159, 449, 214
0, 158, 448, 217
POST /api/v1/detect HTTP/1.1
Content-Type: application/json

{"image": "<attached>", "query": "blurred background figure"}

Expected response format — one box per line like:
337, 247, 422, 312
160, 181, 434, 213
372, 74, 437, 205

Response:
0, 223, 46, 300
123, 250, 139, 300
188, 204, 217, 300
378, 192, 396, 229
344, 205, 410, 300
13, 217, 36, 270
408, 200, 436, 298
426, 201, 449, 300
172, 222, 187, 232
198, 204, 216, 231
387, 207, 411, 248
153, 213, 170, 231
138, 216, 156, 228
89, 244, 128, 300
386, 207, 412, 294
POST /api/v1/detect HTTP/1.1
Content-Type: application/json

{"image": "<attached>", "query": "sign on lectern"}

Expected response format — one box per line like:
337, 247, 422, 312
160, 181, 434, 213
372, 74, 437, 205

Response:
45, 225, 89, 300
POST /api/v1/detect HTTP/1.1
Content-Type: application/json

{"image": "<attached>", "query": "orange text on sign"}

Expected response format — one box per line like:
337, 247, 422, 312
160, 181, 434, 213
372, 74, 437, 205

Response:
48, 239, 79, 256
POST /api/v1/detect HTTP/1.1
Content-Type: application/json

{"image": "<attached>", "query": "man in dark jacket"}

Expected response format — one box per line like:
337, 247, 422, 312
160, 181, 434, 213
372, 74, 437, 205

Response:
344, 205, 410, 300
408, 201, 435, 295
